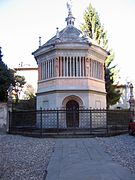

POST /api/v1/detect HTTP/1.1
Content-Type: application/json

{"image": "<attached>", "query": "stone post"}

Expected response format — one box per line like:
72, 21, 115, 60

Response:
7, 84, 13, 132
129, 83, 135, 121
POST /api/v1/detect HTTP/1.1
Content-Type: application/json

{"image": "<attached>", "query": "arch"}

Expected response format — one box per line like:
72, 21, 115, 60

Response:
62, 95, 83, 108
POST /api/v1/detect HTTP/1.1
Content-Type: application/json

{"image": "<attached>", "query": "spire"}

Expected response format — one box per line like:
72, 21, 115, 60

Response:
0, 47, 3, 61
65, 0, 75, 26
56, 27, 60, 38
39, 36, 41, 47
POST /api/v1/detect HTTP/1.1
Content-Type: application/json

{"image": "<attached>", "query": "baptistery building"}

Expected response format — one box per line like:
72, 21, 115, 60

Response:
32, 3, 108, 111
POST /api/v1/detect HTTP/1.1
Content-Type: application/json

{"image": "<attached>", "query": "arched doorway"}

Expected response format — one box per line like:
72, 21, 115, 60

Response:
66, 100, 79, 128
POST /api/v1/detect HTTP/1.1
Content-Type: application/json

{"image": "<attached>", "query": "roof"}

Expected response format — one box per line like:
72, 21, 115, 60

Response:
42, 26, 88, 48
32, 3, 108, 57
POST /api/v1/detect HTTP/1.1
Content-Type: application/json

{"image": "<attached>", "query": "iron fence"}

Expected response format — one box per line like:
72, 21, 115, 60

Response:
8, 109, 131, 137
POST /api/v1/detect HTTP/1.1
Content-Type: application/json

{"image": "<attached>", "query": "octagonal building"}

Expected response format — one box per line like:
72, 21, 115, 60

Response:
32, 4, 108, 111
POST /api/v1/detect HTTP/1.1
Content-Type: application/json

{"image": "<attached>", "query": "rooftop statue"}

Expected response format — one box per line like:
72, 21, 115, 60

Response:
67, 0, 72, 15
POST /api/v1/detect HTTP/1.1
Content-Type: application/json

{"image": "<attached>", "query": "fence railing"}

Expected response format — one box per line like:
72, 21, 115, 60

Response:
8, 109, 131, 137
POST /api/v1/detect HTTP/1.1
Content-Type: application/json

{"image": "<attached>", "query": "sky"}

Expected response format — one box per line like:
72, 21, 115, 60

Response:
0, 0, 135, 84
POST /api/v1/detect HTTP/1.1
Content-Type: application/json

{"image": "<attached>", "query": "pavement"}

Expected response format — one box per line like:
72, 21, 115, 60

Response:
45, 138, 135, 180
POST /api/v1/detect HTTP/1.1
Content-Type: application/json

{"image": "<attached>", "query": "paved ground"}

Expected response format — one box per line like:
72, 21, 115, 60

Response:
45, 138, 135, 180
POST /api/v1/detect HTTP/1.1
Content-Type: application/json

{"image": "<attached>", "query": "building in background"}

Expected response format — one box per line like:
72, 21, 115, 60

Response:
110, 83, 131, 109
14, 63, 38, 98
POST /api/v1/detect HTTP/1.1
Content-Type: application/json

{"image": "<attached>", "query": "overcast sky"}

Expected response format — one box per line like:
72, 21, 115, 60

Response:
0, 0, 135, 84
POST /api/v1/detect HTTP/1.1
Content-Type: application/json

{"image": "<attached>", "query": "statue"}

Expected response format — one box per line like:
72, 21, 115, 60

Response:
7, 84, 14, 101
67, 0, 72, 14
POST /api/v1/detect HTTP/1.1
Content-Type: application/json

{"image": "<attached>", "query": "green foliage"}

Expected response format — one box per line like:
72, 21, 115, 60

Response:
105, 68, 121, 109
13, 97, 36, 110
0, 47, 15, 102
0, 47, 26, 102
81, 3, 121, 109
81, 4, 108, 49
23, 84, 35, 100
14, 75, 26, 102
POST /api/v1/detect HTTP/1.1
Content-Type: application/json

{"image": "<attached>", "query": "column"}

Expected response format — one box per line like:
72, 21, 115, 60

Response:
58, 57, 60, 76
74, 57, 76, 76
60, 57, 62, 77
79, 57, 81, 76
50, 60, 51, 78
101, 63, 104, 80
50, 60, 52, 78
97, 62, 100, 79
47, 61, 49, 79
52, 59, 53, 78
43, 62, 45, 79
48, 60, 50, 78
61, 56, 64, 77
44, 61, 46, 79
76, 57, 78, 77
94, 61, 97, 78
63, 57, 65, 77
70, 57, 71, 77
68, 57, 70, 76
85, 58, 89, 77
92, 60, 94, 77
49, 60, 52, 78
44, 62, 46, 79
81, 57, 84, 76
94, 61, 96, 77
45, 61, 47, 79
73, 57, 75, 76
38, 63, 41, 81
55, 57, 59, 77
90, 59, 91, 77
41, 62, 43, 80
42, 62, 44, 80
66, 57, 68, 76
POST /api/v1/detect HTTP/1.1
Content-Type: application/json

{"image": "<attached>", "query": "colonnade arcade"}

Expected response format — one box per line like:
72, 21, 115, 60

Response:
39, 56, 104, 81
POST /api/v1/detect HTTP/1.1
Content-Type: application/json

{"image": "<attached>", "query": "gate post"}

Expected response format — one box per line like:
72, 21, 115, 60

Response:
129, 83, 135, 121
8, 111, 11, 134
106, 110, 109, 136
7, 84, 13, 133
57, 109, 59, 134
90, 109, 92, 134
40, 108, 43, 138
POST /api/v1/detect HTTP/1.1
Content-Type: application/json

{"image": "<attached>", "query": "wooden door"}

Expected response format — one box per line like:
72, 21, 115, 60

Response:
66, 100, 79, 128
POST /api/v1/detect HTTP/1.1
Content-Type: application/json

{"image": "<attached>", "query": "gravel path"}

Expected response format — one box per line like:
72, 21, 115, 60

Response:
1, 134, 135, 179
96, 134, 135, 175
0, 134, 55, 180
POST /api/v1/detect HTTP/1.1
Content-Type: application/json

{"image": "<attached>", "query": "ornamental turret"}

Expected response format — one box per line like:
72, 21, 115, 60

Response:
65, 0, 75, 26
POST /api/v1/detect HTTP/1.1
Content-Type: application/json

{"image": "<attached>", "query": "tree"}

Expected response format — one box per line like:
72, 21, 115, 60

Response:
81, 3, 121, 109
14, 75, 26, 102
23, 84, 35, 100
0, 47, 26, 102
13, 84, 36, 110
0, 47, 15, 102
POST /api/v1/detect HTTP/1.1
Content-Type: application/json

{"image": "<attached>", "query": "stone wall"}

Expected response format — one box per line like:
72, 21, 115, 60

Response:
0, 103, 7, 132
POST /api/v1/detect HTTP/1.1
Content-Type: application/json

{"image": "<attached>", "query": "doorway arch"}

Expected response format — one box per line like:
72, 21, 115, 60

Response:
66, 100, 79, 128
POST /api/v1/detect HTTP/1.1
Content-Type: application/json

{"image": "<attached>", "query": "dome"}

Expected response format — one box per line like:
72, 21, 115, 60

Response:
43, 26, 88, 47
